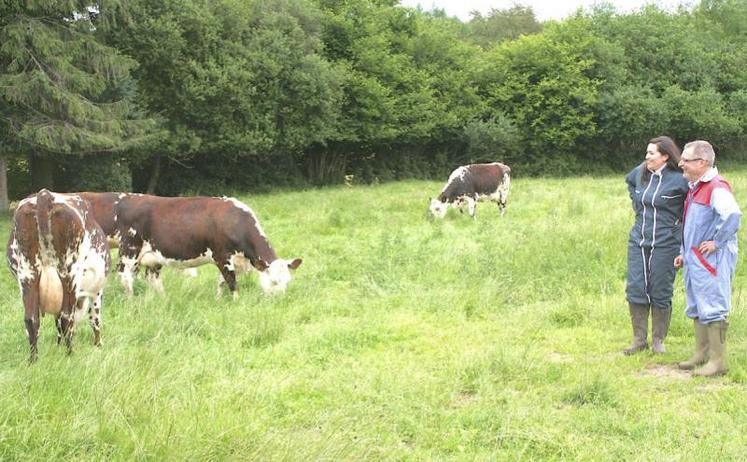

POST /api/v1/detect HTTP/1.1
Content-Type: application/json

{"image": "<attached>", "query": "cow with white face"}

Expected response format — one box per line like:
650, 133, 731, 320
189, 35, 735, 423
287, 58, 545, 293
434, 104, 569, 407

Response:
114, 194, 302, 297
429, 162, 511, 219
6, 189, 110, 362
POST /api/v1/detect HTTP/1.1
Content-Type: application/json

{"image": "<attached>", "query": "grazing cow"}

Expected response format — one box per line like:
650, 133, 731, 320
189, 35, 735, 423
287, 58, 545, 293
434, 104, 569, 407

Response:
76, 192, 127, 247
6, 189, 110, 362
114, 194, 302, 297
74, 191, 199, 278
429, 162, 511, 218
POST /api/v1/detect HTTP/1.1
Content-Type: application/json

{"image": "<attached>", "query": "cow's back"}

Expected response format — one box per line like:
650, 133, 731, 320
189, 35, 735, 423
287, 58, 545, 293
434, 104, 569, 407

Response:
467, 163, 509, 195
77, 192, 123, 238
116, 195, 272, 261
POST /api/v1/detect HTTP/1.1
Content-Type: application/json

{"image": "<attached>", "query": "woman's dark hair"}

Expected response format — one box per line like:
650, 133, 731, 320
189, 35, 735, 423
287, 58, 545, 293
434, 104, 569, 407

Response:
640, 136, 682, 183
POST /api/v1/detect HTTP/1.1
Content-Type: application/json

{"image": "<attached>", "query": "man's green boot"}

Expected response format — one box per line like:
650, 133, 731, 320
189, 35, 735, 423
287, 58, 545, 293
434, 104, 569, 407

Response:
693, 321, 728, 377
678, 320, 709, 370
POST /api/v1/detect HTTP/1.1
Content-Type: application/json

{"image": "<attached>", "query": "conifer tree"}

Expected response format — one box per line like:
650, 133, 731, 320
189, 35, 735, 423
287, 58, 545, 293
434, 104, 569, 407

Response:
0, 1, 154, 194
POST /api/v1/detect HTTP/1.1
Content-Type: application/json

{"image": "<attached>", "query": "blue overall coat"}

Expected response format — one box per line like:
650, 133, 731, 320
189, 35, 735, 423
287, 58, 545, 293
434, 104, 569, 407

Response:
625, 165, 689, 308
681, 167, 741, 323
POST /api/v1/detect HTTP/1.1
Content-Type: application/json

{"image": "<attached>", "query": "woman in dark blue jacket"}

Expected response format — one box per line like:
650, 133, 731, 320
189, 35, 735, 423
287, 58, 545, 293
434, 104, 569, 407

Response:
624, 136, 689, 354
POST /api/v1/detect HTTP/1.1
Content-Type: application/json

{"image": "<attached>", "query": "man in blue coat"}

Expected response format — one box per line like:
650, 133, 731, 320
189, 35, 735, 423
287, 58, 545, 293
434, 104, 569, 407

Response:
675, 141, 741, 377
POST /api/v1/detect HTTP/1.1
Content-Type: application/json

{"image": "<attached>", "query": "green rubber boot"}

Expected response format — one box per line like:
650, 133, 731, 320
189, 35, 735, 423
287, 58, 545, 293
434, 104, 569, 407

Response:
693, 321, 728, 377
651, 306, 672, 354
623, 303, 649, 355
678, 320, 709, 370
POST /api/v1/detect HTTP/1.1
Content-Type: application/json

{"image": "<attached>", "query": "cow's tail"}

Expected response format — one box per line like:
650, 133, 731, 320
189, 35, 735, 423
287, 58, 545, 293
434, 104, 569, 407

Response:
36, 189, 63, 315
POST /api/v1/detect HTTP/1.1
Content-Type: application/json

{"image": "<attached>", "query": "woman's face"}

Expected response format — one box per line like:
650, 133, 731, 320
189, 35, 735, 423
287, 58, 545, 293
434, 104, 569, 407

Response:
645, 143, 668, 172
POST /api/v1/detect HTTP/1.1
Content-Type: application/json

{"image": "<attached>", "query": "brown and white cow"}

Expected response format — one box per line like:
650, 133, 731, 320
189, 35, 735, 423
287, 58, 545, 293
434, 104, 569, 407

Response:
74, 191, 199, 278
6, 189, 110, 362
429, 162, 511, 219
114, 194, 302, 297
76, 192, 127, 247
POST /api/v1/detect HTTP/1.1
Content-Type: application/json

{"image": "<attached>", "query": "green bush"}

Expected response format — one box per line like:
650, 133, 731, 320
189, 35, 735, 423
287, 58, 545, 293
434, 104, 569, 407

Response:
56, 154, 132, 192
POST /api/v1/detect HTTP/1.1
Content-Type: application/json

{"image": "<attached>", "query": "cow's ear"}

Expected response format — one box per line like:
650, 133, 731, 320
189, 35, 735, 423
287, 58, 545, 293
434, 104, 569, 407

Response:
288, 258, 302, 270
255, 258, 269, 271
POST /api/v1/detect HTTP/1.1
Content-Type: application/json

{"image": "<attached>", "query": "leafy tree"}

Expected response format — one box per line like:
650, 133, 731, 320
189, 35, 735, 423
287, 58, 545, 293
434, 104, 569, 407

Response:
479, 21, 601, 174
105, 0, 343, 192
466, 4, 542, 48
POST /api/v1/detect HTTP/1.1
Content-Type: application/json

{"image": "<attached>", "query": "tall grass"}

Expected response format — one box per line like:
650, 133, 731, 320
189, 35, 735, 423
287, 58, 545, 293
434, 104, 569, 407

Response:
2, 171, 747, 460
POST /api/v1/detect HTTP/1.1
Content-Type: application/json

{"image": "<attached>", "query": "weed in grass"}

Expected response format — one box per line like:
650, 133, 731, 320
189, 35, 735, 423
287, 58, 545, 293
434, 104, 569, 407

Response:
562, 377, 618, 408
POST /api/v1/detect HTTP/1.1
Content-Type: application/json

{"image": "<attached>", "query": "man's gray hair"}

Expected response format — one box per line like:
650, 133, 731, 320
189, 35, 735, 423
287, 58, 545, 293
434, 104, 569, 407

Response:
683, 140, 715, 166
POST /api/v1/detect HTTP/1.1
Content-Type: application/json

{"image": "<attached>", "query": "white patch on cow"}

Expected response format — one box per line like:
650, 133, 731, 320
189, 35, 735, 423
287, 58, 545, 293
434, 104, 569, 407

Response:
139, 242, 215, 269
222, 197, 267, 238
74, 297, 90, 323
429, 198, 449, 218
127, 227, 137, 237
258, 259, 293, 295
17, 196, 36, 208
70, 230, 108, 299
8, 238, 36, 285
118, 254, 139, 295
447, 166, 468, 185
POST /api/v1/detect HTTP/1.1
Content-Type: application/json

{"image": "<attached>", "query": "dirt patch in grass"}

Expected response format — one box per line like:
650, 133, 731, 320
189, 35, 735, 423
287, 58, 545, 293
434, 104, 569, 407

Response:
637, 363, 692, 380
450, 392, 478, 408
547, 351, 572, 363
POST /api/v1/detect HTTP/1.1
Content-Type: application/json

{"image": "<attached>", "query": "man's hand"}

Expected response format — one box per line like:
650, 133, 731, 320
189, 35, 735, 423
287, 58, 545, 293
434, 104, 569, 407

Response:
699, 240, 717, 256
674, 255, 683, 268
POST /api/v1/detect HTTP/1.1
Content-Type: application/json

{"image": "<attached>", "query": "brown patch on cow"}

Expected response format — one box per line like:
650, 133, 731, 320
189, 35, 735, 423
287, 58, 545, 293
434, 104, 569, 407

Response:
637, 363, 692, 380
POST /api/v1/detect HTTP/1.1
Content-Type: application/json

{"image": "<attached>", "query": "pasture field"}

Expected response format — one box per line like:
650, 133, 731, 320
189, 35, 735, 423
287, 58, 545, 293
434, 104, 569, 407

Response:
2, 172, 747, 461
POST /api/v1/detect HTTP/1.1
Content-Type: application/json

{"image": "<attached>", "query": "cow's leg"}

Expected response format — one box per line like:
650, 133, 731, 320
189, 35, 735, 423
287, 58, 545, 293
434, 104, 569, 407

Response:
61, 290, 84, 354
465, 196, 477, 218
59, 309, 75, 354
454, 198, 464, 214
22, 284, 41, 363
216, 259, 238, 299
88, 291, 103, 347
117, 239, 142, 296
56, 289, 73, 346
55, 316, 63, 346
145, 265, 165, 294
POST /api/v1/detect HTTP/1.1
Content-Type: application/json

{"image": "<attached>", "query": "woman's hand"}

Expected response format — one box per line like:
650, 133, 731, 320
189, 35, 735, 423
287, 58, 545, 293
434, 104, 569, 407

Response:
674, 255, 683, 268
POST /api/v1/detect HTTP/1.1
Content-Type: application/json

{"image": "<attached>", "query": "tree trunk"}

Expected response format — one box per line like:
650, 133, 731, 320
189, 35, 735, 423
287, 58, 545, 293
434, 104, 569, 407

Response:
0, 157, 8, 212
146, 154, 161, 194
30, 153, 55, 191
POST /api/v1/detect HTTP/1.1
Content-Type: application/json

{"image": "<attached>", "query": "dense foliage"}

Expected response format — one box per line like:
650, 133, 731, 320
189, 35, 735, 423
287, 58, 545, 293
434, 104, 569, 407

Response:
2, 0, 747, 196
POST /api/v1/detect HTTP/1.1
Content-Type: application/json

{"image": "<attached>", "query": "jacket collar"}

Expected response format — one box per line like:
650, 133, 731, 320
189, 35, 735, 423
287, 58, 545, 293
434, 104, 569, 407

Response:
689, 166, 718, 188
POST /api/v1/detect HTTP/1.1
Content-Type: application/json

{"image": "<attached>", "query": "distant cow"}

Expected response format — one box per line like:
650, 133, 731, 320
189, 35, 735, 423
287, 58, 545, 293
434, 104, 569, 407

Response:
6, 190, 110, 362
114, 194, 302, 297
429, 162, 511, 218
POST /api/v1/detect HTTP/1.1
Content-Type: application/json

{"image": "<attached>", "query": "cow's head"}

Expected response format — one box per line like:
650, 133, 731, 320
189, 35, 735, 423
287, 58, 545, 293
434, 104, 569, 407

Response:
429, 197, 448, 218
255, 258, 303, 294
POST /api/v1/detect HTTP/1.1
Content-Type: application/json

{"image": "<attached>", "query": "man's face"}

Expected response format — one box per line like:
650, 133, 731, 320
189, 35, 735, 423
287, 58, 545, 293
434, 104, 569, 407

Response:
679, 148, 708, 182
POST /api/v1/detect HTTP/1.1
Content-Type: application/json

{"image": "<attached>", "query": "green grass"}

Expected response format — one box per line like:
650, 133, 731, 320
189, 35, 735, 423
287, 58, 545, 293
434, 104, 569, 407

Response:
2, 171, 747, 460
